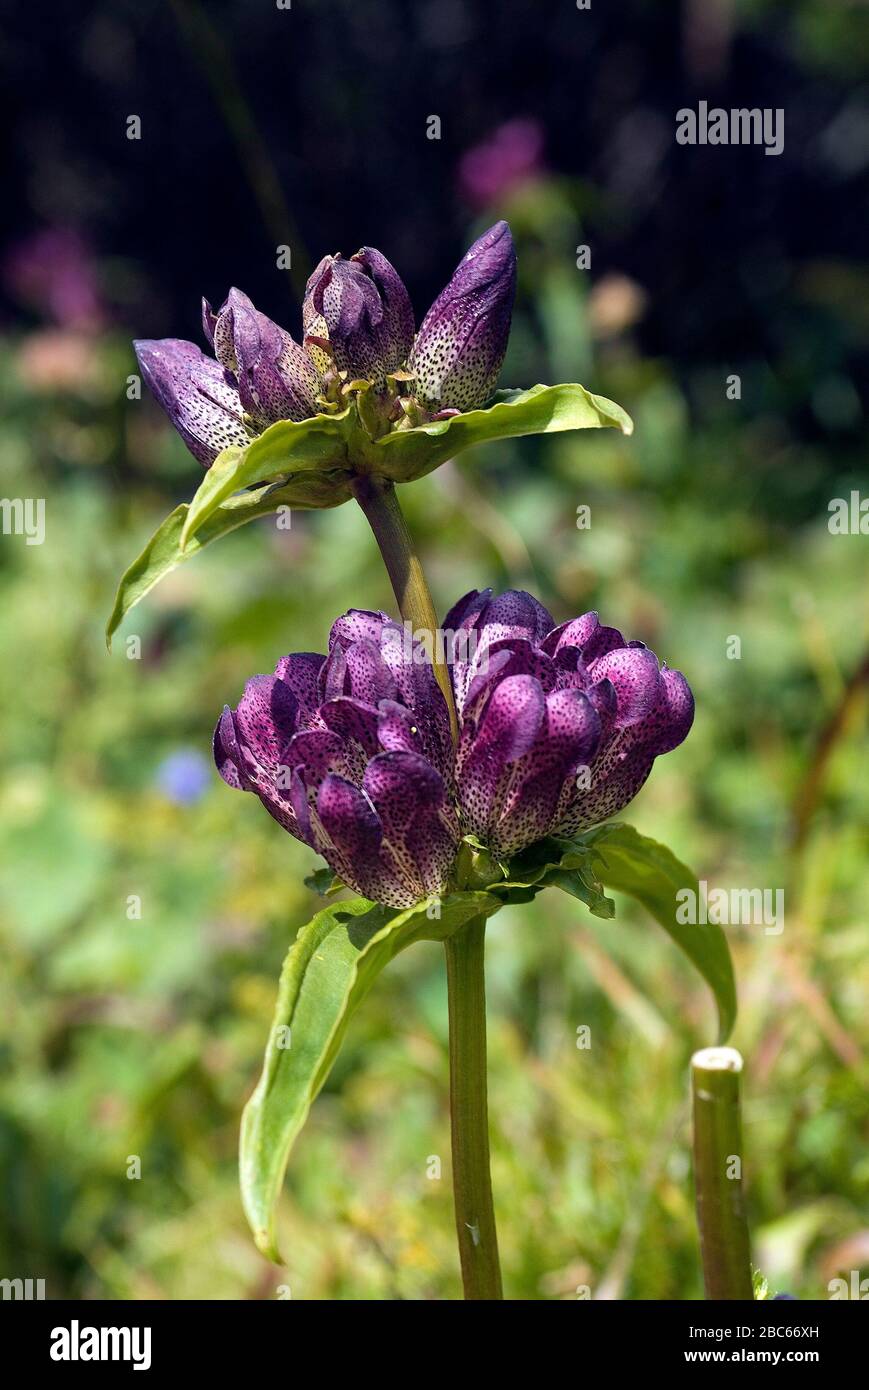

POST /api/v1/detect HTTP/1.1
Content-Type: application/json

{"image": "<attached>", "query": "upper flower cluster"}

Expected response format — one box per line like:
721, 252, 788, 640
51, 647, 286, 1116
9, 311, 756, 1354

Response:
214, 591, 693, 907
134, 222, 517, 468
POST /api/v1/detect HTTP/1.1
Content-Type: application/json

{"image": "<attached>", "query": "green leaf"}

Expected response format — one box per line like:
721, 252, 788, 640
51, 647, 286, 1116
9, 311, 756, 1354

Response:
240, 890, 498, 1262
109, 382, 633, 633
303, 868, 344, 896
180, 412, 355, 548
487, 836, 615, 917
374, 383, 633, 482
105, 475, 349, 648
576, 823, 737, 1043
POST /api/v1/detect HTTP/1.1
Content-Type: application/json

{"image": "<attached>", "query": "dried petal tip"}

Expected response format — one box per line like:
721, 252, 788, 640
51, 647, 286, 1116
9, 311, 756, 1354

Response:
303, 247, 413, 387
134, 337, 249, 467
411, 220, 516, 412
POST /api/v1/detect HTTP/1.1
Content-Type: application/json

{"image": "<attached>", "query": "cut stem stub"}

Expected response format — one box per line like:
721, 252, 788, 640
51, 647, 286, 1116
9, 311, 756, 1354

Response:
691, 1046, 754, 1300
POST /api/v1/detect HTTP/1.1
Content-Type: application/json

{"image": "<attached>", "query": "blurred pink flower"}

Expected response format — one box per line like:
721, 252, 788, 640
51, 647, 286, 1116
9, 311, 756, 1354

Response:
4, 228, 105, 331
458, 119, 545, 209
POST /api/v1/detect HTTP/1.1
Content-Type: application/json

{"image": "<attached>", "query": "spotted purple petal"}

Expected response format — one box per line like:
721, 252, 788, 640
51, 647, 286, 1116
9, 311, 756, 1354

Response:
303, 246, 413, 388
411, 221, 517, 412
134, 338, 249, 466
207, 287, 320, 427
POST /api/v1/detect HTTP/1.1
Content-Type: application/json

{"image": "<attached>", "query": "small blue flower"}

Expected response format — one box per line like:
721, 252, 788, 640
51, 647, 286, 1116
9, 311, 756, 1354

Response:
157, 749, 211, 805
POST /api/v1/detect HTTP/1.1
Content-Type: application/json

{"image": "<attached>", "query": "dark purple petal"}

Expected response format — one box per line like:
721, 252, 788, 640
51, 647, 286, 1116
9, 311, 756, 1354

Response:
285, 728, 345, 779
213, 706, 249, 790
319, 645, 349, 701
362, 752, 459, 898
328, 608, 395, 652
134, 338, 249, 466
232, 674, 299, 775
540, 612, 601, 658
457, 674, 546, 834
586, 677, 618, 738
553, 667, 694, 835
274, 652, 325, 720
492, 689, 602, 853
209, 287, 320, 426
580, 623, 626, 664
443, 587, 492, 636
319, 696, 381, 758
411, 221, 516, 411
377, 699, 425, 756
315, 773, 384, 890
344, 639, 398, 705
648, 668, 695, 755
353, 246, 414, 366
481, 588, 555, 644
446, 588, 555, 712
464, 638, 557, 714
375, 634, 453, 777
201, 297, 217, 348
587, 645, 662, 728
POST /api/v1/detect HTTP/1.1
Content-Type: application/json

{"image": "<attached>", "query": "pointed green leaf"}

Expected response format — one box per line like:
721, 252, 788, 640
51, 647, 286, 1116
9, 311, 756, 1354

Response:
105, 474, 349, 648
180, 411, 355, 547
577, 823, 737, 1043
373, 383, 633, 481
240, 890, 499, 1262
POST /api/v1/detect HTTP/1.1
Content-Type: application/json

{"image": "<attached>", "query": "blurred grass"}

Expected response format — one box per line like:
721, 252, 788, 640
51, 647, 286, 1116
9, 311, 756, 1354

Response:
0, 212, 867, 1300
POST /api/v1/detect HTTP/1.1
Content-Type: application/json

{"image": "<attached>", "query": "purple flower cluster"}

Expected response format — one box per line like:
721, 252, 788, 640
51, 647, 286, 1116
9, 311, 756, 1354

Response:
214, 591, 693, 908
134, 223, 517, 468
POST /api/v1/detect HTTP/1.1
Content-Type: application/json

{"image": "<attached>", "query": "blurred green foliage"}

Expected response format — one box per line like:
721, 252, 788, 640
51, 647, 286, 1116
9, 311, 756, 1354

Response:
0, 190, 867, 1301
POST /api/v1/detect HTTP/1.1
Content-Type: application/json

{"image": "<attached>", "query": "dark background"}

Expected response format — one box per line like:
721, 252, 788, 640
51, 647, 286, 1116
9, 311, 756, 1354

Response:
4, 0, 868, 440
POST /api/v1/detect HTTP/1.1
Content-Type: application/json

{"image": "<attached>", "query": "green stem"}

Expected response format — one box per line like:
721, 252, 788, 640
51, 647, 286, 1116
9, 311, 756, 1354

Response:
691, 1047, 754, 1300
444, 918, 503, 1299
351, 475, 459, 743
353, 475, 499, 1297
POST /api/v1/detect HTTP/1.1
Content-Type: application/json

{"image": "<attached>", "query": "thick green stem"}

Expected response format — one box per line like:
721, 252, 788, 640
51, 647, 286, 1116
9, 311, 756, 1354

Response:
351, 475, 459, 743
444, 918, 503, 1299
691, 1047, 754, 1300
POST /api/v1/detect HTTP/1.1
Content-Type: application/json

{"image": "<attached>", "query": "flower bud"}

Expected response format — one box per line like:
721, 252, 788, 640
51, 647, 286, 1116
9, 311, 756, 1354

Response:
303, 247, 414, 387
203, 287, 320, 428
411, 220, 516, 412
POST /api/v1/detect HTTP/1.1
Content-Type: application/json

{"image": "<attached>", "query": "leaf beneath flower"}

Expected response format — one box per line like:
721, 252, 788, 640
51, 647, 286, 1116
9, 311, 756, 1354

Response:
180, 411, 355, 548
373, 382, 634, 481
240, 890, 499, 1263
574, 823, 737, 1043
105, 475, 349, 648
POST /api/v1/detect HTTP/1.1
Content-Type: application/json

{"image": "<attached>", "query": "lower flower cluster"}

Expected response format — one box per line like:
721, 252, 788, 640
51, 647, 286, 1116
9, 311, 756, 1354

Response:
214, 590, 694, 907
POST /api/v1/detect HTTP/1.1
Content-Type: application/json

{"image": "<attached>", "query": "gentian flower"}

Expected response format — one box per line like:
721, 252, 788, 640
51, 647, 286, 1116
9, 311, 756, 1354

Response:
410, 221, 517, 412
214, 590, 693, 905
133, 223, 518, 470
214, 610, 459, 908
302, 247, 415, 387
444, 589, 695, 855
